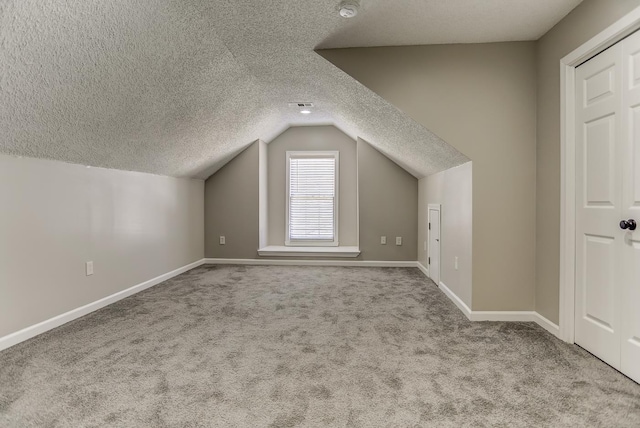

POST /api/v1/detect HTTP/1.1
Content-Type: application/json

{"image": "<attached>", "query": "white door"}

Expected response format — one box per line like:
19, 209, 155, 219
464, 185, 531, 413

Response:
575, 42, 623, 369
428, 206, 440, 285
575, 31, 640, 384
621, 32, 640, 383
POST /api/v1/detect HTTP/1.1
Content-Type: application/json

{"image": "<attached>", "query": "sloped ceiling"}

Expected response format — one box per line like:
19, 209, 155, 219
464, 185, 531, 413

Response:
0, 0, 581, 179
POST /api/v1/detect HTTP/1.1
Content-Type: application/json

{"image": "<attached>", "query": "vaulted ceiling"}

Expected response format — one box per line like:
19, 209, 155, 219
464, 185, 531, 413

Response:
0, 0, 581, 179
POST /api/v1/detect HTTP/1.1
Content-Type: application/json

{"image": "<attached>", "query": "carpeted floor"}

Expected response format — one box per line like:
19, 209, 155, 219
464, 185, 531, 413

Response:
1, 265, 639, 427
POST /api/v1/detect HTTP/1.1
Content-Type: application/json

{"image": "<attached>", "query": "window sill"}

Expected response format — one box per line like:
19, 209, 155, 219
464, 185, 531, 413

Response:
257, 246, 360, 258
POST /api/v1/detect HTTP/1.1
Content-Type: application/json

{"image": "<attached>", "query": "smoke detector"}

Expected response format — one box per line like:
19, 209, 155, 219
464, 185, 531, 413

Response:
289, 102, 314, 114
288, 102, 314, 108
338, 1, 359, 18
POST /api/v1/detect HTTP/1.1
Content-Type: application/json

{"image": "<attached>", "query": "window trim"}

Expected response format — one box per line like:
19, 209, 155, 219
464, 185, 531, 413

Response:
285, 150, 339, 247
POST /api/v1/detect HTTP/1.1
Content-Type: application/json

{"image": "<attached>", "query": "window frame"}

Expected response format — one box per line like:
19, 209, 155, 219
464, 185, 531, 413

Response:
285, 150, 339, 247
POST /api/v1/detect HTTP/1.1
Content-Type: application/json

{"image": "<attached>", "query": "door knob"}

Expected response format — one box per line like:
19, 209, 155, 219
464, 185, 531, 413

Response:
620, 219, 637, 231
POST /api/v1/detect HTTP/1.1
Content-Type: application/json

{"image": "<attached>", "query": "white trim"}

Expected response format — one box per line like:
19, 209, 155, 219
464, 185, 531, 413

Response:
418, 273, 560, 338
416, 261, 429, 278
532, 312, 561, 338
355, 141, 360, 248
470, 310, 560, 337
0, 259, 206, 352
257, 245, 360, 258
468, 311, 534, 322
559, 58, 577, 344
438, 280, 472, 319
2, 258, 562, 352
258, 140, 268, 249
559, 6, 640, 343
204, 258, 416, 267
561, 7, 640, 66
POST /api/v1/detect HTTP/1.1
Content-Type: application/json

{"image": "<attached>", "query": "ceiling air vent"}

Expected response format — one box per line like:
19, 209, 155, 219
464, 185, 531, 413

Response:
288, 102, 314, 108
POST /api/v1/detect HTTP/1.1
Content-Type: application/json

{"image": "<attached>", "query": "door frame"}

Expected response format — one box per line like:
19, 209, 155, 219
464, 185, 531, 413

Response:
559, 6, 640, 343
427, 204, 441, 285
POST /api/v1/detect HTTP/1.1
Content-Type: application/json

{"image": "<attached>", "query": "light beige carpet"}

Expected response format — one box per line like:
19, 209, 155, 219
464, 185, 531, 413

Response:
1, 265, 639, 427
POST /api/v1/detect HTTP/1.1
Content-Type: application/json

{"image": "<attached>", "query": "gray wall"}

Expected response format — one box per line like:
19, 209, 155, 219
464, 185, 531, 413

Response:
203, 127, 419, 261
0, 154, 204, 339
321, 42, 537, 311
535, 0, 640, 323
418, 162, 473, 307
205, 141, 260, 258
267, 126, 358, 246
358, 138, 417, 261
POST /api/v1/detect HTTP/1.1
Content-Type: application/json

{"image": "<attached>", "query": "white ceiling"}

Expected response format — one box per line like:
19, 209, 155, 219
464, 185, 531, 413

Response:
319, 0, 584, 49
0, 0, 582, 179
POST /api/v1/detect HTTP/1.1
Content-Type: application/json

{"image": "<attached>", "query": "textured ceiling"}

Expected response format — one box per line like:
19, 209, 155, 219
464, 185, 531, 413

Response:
0, 0, 581, 179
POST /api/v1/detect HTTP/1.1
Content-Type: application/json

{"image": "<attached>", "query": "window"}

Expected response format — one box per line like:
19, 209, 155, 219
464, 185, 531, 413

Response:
286, 151, 339, 246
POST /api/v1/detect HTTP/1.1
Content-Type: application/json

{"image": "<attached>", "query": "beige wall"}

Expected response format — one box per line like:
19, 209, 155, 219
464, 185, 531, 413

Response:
321, 42, 537, 311
358, 138, 418, 261
205, 141, 260, 258
418, 162, 473, 307
0, 154, 204, 338
203, 127, 418, 261
535, 0, 640, 324
268, 126, 358, 246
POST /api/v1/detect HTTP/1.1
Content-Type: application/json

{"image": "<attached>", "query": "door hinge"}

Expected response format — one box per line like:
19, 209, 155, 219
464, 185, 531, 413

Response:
429, 223, 431, 230
428, 257, 430, 264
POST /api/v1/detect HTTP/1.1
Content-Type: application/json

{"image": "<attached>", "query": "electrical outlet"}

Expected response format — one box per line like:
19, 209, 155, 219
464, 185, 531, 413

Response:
86, 261, 94, 276
396, 237, 402, 246
455, 257, 459, 270
381, 236, 387, 245
219, 236, 226, 245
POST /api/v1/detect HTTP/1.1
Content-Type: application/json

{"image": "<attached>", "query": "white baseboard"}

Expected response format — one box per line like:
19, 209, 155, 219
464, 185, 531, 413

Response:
437, 280, 472, 318
208, 259, 561, 338
415, 270, 560, 338
416, 262, 429, 278
204, 258, 417, 267
1, 259, 561, 352
471, 310, 560, 337
211, 260, 562, 339
0, 258, 206, 352
532, 312, 561, 337
468, 311, 537, 322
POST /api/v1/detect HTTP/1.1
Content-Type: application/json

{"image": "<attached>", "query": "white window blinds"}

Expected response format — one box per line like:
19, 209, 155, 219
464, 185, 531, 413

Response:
287, 152, 338, 244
